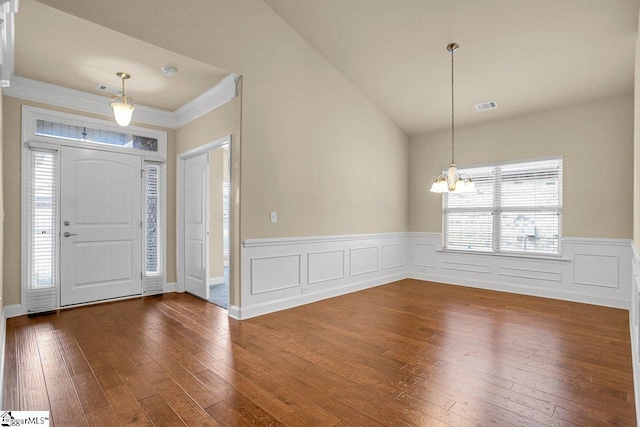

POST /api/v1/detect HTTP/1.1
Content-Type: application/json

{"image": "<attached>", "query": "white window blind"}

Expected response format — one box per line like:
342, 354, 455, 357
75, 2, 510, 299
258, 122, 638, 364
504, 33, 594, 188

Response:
444, 158, 562, 255
143, 162, 165, 294
28, 149, 58, 312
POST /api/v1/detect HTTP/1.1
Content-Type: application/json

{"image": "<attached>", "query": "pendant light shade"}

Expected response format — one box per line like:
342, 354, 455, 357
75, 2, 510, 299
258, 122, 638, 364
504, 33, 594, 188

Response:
430, 43, 475, 194
110, 72, 135, 127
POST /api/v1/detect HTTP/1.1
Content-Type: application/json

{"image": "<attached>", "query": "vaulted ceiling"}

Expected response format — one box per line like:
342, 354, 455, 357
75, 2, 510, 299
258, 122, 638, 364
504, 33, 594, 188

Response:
15, 0, 640, 135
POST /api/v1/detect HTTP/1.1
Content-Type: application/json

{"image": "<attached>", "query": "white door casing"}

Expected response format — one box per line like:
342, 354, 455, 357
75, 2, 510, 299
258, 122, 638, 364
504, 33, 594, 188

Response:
60, 146, 143, 306
184, 152, 209, 300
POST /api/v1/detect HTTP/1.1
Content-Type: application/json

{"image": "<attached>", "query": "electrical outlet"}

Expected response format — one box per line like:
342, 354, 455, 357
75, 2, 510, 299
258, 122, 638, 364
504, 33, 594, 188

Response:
270, 211, 277, 223
301, 287, 309, 294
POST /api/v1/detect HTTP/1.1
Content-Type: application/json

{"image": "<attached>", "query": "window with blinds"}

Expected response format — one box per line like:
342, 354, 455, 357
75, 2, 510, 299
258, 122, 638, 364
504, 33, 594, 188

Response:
444, 158, 562, 255
29, 150, 58, 312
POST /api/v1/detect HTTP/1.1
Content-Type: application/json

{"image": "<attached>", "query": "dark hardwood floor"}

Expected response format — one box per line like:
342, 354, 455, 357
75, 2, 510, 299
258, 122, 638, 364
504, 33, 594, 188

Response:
2, 279, 636, 426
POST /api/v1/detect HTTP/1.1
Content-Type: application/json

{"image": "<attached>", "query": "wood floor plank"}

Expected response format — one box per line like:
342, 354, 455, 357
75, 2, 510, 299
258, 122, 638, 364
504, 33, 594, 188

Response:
139, 393, 186, 426
2, 279, 636, 426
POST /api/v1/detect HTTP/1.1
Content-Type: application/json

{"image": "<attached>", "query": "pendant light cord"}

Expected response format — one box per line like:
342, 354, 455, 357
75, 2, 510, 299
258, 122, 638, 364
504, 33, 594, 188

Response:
451, 45, 455, 166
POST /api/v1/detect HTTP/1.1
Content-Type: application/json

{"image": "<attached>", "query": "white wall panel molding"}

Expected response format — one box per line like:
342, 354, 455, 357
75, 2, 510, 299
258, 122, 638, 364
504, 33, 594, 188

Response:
413, 243, 436, 268
629, 243, 640, 425
251, 255, 301, 295
308, 250, 345, 284
240, 233, 633, 319
498, 267, 562, 282
240, 233, 407, 319
442, 262, 491, 274
243, 232, 409, 248
350, 246, 379, 276
382, 244, 406, 270
573, 254, 619, 288
407, 233, 632, 309
4, 74, 240, 129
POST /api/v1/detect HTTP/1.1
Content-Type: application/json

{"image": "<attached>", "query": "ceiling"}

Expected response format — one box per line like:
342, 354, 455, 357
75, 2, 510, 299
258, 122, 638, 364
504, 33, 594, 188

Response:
13, 0, 640, 135
14, 0, 230, 112
261, 0, 639, 136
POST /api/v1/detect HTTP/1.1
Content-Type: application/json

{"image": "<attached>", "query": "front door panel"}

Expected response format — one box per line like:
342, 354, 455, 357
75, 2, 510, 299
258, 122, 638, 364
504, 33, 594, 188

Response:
60, 146, 142, 306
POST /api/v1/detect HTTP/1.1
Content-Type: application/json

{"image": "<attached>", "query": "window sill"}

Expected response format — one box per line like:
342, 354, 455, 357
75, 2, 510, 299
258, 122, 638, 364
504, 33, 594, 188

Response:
436, 249, 572, 263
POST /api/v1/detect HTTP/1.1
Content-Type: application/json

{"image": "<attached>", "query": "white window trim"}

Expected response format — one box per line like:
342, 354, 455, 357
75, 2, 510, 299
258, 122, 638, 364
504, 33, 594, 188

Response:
442, 156, 563, 258
21, 105, 168, 313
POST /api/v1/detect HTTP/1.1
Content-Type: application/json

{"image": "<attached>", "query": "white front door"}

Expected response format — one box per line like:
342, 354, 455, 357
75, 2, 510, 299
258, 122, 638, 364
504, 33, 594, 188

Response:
60, 146, 143, 306
184, 153, 209, 300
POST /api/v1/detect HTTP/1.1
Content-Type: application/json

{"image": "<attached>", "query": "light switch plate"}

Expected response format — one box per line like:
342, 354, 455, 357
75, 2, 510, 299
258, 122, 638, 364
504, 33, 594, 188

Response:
270, 211, 277, 223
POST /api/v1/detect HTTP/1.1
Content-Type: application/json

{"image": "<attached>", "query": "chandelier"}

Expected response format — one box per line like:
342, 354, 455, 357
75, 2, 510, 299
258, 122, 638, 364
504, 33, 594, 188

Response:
430, 43, 476, 193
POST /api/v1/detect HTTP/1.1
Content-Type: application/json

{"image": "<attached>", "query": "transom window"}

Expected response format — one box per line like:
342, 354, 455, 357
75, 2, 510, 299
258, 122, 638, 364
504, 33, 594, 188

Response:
444, 158, 563, 256
36, 119, 158, 151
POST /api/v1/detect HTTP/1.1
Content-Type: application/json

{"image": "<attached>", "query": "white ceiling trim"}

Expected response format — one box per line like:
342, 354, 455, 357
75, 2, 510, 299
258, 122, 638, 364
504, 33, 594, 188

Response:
0, 0, 18, 87
4, 73, 240, 129
175, 73, 240, 128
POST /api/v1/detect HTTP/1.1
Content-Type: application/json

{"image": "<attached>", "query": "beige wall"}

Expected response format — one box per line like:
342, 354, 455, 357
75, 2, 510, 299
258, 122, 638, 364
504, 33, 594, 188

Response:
176, 93, 241, 305
410, 95, 634, 239
2, 96, 177, 306
34, 0, 410, 242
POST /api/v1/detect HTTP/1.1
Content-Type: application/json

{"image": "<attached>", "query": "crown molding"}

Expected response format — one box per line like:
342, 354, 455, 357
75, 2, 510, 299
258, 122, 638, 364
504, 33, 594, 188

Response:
174, 73, 240, 128
0, 0, 18, 87
4, 72, 240, 129
5, 76, 178, 128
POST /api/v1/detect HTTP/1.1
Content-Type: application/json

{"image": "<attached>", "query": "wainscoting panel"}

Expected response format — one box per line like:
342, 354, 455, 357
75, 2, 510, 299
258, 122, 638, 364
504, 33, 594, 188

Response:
238, 232, 633, 320
240, 233, 407, 319
382, 244, 406, 270
630, 244, 640, 424
251, 255, 301, 295
308, 250, 345, 284
413, 243, 436, 268
573, 254, 619, 288
350, 246, 378, 276
408, 233, 632, 309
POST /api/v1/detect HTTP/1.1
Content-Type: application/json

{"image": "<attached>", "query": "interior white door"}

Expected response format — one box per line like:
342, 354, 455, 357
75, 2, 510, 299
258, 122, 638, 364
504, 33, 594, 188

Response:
60, 146, 142, 306
184, 152, 209, 300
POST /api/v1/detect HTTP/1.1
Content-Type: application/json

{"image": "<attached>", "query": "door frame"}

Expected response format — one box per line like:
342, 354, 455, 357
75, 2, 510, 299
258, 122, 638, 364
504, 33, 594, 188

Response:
176, 135, 232, 301
20, 106, 167, 314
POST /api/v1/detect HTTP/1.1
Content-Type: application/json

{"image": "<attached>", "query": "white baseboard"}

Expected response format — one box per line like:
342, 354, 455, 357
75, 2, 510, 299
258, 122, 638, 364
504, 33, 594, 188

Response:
408, 271, 628, 308
3, 304, 24, 319
207, 276, 225, 286
164, 282, 179, 293
228, 305, 241, 320
236, 271, 406, 320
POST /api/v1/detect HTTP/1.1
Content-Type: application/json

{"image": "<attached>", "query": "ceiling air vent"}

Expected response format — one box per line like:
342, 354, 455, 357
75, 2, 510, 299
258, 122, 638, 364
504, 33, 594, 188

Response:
96, 83, 121, 95
474, 101, 497, 112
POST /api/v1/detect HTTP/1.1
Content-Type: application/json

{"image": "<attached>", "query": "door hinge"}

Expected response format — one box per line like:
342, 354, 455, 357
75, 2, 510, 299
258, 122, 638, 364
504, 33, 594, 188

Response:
141, 169, 145, 177
141, 220, 143, 228
141, 272, 144, 279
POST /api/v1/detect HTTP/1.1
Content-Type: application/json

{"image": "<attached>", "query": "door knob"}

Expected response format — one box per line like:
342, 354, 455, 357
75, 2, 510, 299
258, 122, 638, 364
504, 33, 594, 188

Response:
63, 232, 77, 237
64, 220, 70, 226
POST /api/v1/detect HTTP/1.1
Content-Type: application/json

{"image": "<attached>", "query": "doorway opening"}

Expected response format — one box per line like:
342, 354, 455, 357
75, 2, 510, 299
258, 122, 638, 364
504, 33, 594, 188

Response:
177, 135, 232, 310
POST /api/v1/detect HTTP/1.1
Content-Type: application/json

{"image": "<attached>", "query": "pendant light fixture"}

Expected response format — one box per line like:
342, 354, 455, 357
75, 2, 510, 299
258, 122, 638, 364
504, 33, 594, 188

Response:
109, 72, 135, 127
430, 43, 476, 193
